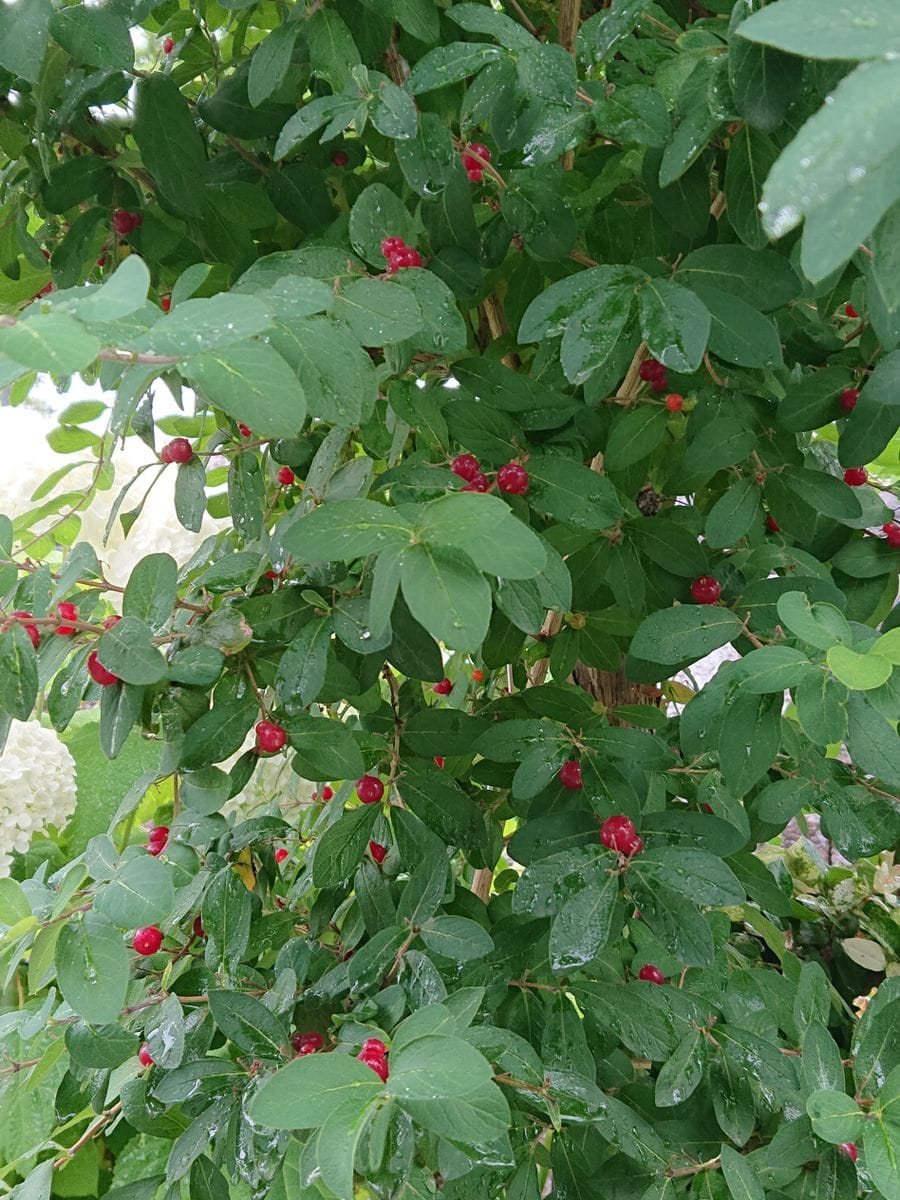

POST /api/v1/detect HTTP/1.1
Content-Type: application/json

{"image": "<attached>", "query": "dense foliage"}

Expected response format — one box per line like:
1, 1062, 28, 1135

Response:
0, 0, 899, 1196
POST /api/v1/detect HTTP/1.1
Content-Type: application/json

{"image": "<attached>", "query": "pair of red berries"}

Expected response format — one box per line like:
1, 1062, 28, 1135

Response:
450, 453, 529, 495
432, 678, 453, 696
380, 237, 422, 272
144, 824, 168, 856
56, 601, 79, 636
160, 438, 193, 464
133, 925, 163, 955
11, 612, 40, 650
277, 466, 295, 486
558, 760, 582, 790
112, 209, 142, 236
369, 841, 387, 865
638, 358, 668, 393
357, 775, 384, 804
256, 720, 287, 754
690, 575, 722, 605
88, 648, 119, 686
291, 1030, 323, 1056
460, 141, 490, 183
358, 1037, 389, 1082
600, 814, 643, 857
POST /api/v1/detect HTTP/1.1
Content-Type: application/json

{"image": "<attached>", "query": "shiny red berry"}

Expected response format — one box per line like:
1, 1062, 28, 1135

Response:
103, 615, 121, 630
843, 467, 868, 487
56, 601, 79, 636
690, 575, 721, 605
12, 613, 40, 649
112, 209, 141, 235
388, 246, 421, 271
321, 785, 334, 801
160, 294, 171, 313
471, 668, 485, 682
638, 964, 665, 985
466, 167, 483, 183
497, 462, 529, 495
650, 372, 668, 393
844, 304, 859, 319
256, 721, 287, 753
381, 237, 406, 257
133, 925, 163, 955
331, 149, 349, 167
623, 833, 644, 858
665, 393, 684, 412
600, 814, 637, 853
882, 523, 900, 547
138, 1043, 154, 1067
87, 649, 119, 686
362, 1037, 387, 1055
148, 824, 169, 846
839, 1143, 858, 1162
451, 453, 481, 482
840, 388, 859, 413
432, 678, 452, 695
238, 423, 252, 438
193, 915, 206, 939
369, 841, 387, 864
462, 472, 490, 493
766, 514, 780, 533
162, 438, 192, 464
275, 848, 289, 863
638, 359, 664, 382
291, 1031, 323, 1055
558, 760, 583, 790
356, 775, 384, 804
163, 35, 174, 53
359, 1050, 389, 1081
277, 466, 295, 486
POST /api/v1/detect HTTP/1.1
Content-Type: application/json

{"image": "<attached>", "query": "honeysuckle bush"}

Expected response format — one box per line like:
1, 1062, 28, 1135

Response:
0, 0, 899, 1196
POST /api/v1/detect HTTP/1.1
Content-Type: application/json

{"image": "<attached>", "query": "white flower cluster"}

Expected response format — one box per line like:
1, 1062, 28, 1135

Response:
0, 720, 77, 876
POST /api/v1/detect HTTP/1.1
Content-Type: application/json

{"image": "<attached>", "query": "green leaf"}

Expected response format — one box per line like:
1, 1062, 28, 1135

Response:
287, 714, 366, 781
349, 183, 418, 264
0, 625, 38, 721
606, 406, 669, 470
705, 477, 763, 548
802, 1023, 845, 1094
388, 1034, 494, 1101
655, 1030, 707, 1108
738, 0, 900, 59
0, 878, 30, 925
526, 454, 622, 530
306, 7, 360, 91
737, 645, 812, 693
631, 848, 744, 907
416, 492, 547, 580
690, 285, 783, 369
0, 0, 51, 82
123, 553, 177, 631
631, 605, 745, 665
281, 499, 413, 562
396, 761, 483, 846
275, 617, 331, 708
55, 911, 129, 1024
316, 1100, 375, 1200
97, 615, 168, 685
75, 255, 151, 323
371, 75, 418, 140
806, 1090, 866, 1143
94, 854, 174, 928
838, 350, 900, 467
202, 867, 252, 975
720, 1145, 766, 1200
180, 700, 256, 770
638, 278, 710, 372
334, 278, 422, 345
250, 1053, 384, 1130
863, 1118, 900, 1200
549, 873, 618, 972
406, 42, 502, 95
133, 75, 207, 218
676, 245, 801, 312
248, 22, 300, 107
420, 916, 494, 962
49, 5, 134, 70
312, 806, 380, 887
400, 543, 492, 651
185, 343, 305, 439
776, 591, 850, 651
725, 126, 779, 250
846, 693, 900, 790
827, 644, 893, 691
593, 83, 670, 148
0, 313, 100, 373
208, 991, 288, 1058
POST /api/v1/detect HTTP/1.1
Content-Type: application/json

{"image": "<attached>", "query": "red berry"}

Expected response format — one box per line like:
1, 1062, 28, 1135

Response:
132, 925, 163, 955
388, 246, 421, 271
275, 848, 289, 863
256, 721, 287, 754
690, 575, 721, 605
362, 1038, 387, 1055
664, 393, 684, 412
466, 167, 483, 183
471, 669, 485, 682
103, 615, 121, 631
839, 1144, 858, 1163
600, 814, 637, 853
882, 522, 900, 547
87, 649, 119, 686
462, 472, 490, 493
432, 678, 452, 696
433, 756, 445, 769
160, 294, 171, 313
112, 209, 141, 235
845, 304, 859, 319
331, 149, 349, 167
56, 601, 79, 636
356, 775, 384, 804
369, 841, 387, 865
148, 824, 168, 846
843, 467, 868, 487
238, 423, 252, 438
193, 915, 206, 939
451, 453, 481, 482
638, 964, 665, 985
766, 514, 780, 533
12, 613, 40, 650
638, 358, 664, 382
138, 1043, 154, 1067
558, 760, 583, 791
623, 833, 644, 858
163, 36, 174, 53
650, 372, 668, 393
496, 462, 529, 495
321, 785, 334, 801
291, 1031, 323, 1055
381, 237, 406, 257
840, 388, 859, 413
96, 255, 106, 268
277, 466, 295, 486
162, 438, 193, 464
359, 1050, 389, 1081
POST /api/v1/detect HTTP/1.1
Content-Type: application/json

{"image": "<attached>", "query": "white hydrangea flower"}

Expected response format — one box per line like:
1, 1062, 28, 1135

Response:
0, 720, 77, 876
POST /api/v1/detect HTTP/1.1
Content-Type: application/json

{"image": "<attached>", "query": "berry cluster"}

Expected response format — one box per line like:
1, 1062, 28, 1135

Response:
358, 1036, 389, 1082
291, 1030, 323, 1056
380, 237, 422, 272
460, 141, 490, 183
159, 438, 193, 464
450, 453, 529, 495
112, 209, 142, 236
638, 358, 668, 393
600, 814, 643, 857
144, 824, 168, 856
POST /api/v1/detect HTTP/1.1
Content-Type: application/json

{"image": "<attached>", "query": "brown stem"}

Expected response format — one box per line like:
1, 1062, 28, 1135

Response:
667, 1156, 721, 1180
470, 867, 492, 903
385, 927, 419, 984
53, 1102, 122, 1169
494, 1072, 547, 1095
